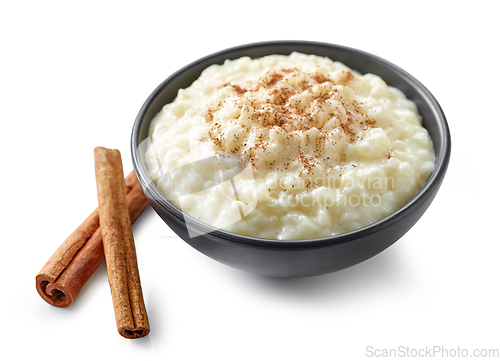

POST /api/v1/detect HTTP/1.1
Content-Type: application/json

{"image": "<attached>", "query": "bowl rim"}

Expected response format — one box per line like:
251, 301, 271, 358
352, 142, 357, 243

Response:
131, 40, 451, 249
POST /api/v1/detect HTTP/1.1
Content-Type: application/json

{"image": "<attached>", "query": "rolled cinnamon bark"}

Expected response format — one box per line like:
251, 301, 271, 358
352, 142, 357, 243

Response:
94, 147, 150, 339
36, 171, 149, 307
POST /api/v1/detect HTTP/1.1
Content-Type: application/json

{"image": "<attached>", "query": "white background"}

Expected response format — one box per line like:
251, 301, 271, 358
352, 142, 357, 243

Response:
1, 1, 498, 360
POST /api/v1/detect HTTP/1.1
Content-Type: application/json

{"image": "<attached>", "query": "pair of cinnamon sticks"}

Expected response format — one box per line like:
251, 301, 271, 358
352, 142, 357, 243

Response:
36, 147, 150, 339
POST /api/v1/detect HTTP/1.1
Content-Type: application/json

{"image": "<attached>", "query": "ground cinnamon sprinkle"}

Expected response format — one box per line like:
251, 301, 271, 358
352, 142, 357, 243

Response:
310, 72, 331, 84
222, 83, 247, 95
264, 72, 284, 88
337, 70, 356, 85
199, 68, 377, 183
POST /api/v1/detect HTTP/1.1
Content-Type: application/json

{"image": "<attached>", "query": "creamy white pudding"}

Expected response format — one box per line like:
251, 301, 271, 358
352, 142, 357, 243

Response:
145, 53, 434, 239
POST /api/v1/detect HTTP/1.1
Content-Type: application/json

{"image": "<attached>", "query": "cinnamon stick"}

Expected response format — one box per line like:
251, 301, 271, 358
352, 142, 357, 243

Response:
36, 171, 149, 307
94, 147, 150, 339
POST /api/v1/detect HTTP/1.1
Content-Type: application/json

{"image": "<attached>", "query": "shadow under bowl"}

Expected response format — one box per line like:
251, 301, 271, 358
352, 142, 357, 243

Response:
131, 40, 451, 277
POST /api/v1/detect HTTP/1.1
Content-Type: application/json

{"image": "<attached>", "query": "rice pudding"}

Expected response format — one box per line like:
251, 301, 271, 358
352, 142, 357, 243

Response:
145, 52, 434, 240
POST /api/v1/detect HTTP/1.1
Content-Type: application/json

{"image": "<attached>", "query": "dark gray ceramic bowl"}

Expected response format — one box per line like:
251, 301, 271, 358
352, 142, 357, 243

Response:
131, 40, 451, 277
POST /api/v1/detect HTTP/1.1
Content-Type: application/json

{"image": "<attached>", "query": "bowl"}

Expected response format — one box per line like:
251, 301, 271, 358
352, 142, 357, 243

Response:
131, 40, 451, 277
